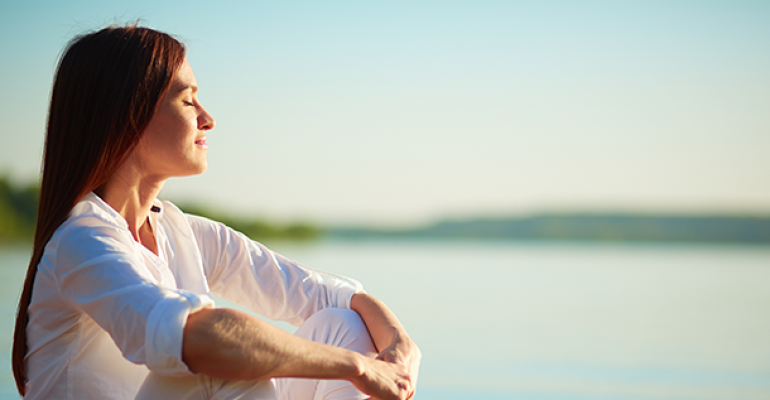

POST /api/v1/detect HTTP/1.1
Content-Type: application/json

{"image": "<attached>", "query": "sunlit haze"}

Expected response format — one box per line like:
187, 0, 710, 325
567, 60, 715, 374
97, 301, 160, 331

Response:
1, 1, 768, 227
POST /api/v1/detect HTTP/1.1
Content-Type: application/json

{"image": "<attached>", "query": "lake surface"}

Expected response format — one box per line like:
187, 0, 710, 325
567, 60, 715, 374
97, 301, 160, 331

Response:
1, 239, 769, 399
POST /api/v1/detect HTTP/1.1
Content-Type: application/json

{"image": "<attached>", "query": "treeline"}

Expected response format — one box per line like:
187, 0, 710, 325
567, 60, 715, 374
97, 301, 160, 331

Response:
177, 204, 319, 241
0, 177, 318, 242
330, 214, 770, 244
3, 176, 769, 244
0, 177, 39, 242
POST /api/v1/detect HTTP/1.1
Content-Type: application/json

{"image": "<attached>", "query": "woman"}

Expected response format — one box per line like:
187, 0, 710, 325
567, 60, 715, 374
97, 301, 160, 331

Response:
12, 25, 420, 400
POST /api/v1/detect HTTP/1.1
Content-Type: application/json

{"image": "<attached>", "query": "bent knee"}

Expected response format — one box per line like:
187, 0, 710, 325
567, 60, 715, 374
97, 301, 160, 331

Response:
306, 308, 363, 328
297, 308, 375, 355
303, 308, 369, 340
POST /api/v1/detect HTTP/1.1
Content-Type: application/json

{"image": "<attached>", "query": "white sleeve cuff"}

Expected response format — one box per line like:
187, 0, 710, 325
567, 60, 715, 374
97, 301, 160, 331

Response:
144, 290, 215, 375
326, 278, 364, 310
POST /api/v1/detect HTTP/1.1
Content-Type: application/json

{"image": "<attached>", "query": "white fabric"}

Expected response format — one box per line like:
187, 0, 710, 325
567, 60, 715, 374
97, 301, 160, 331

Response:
276, 308, 377, 400
24, 193, 361, 400
135, 308, 376, 400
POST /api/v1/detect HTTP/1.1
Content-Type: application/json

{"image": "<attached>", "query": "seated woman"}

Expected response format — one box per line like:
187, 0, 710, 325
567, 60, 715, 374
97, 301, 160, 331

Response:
12, 25, 420, 400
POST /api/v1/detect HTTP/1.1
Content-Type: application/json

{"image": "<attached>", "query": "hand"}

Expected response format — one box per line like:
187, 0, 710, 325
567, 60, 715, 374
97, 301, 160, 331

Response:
375, 330, 421, 399
348, 293, 422, 399
351, 356, 413, 400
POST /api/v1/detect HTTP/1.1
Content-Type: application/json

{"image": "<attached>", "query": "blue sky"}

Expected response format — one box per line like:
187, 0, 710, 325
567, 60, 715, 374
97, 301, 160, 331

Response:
1, 1, 768, 226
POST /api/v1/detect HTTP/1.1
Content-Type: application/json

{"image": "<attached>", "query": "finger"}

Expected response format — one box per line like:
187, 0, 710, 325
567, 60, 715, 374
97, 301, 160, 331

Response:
378, 349, 399, 362
376, 354, 396, 364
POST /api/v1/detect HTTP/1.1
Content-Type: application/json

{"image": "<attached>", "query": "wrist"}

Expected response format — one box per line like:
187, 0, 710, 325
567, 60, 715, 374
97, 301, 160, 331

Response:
390, 329, 414, 352
393, 333, 421, 366
346, 352, 368, 382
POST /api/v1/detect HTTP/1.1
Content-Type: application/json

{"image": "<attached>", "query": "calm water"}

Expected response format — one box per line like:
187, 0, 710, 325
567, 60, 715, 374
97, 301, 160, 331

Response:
1, 240, 770, 399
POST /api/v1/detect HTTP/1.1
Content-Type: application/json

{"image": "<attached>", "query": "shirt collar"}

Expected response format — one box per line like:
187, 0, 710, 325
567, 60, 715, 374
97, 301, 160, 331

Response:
77, 192, 163, 229
77, 192, 129, 229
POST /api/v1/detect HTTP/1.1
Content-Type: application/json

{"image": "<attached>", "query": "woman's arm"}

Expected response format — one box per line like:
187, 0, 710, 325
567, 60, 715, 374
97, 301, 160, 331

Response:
350, 293, 421, 395
182, 307, 413, 400
184, 213, 359, 325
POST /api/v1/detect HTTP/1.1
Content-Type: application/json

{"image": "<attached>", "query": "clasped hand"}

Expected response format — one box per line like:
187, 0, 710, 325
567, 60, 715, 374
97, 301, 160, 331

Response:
355, 331, 421, 400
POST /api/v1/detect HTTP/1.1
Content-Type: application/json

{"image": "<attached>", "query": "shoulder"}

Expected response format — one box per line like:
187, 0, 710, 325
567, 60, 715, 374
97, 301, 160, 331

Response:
156, 199, 226, 239
41, 197, 138, 279
53, 194, 133, 250
156, 200, 269, 263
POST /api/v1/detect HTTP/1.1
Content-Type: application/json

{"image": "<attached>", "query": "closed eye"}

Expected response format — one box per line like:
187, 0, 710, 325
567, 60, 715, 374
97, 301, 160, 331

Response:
183, 100, 194, 106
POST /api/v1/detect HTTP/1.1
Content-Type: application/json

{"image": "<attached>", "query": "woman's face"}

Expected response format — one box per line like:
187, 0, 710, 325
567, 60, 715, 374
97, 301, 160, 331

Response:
133, 59, 215, 180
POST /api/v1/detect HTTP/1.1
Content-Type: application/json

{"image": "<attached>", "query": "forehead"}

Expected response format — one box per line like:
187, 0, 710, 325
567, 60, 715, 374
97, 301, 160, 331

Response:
172, 59, 197, 90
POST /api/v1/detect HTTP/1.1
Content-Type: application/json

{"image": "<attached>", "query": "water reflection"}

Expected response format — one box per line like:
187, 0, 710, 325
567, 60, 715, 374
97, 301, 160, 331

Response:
2, 241, 770, 399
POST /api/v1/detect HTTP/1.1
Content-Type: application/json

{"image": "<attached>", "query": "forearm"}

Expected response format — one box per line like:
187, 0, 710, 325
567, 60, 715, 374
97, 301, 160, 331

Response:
350, 293, 409, 352
182, 307, 364, 381
350, 292, 421, 399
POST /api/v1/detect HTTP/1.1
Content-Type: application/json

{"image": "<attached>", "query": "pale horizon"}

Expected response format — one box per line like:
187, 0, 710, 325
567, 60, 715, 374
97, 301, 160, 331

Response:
2, 1, 768, 227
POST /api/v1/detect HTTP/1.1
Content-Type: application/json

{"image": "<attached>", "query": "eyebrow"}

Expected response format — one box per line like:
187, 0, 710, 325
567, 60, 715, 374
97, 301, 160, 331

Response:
175, 84, 198, 94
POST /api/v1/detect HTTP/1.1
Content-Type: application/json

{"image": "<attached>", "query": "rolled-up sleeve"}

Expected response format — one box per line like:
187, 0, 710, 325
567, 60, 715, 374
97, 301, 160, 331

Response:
144, 290, 211, 374
52, 222, 214, 376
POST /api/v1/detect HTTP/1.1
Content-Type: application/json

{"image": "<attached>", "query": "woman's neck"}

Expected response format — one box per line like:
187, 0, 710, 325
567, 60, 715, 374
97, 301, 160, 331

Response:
98, 163, 165, 255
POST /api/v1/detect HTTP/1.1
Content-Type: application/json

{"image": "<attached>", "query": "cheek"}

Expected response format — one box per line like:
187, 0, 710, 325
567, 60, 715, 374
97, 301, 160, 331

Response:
137, 129, 177, 162
149, 115, 191, 147
165, 111, 198, 139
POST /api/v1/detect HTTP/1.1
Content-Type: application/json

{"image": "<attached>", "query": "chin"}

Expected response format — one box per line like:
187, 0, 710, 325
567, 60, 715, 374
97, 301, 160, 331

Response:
193, 159, 208, 174
179, 162, 207, 177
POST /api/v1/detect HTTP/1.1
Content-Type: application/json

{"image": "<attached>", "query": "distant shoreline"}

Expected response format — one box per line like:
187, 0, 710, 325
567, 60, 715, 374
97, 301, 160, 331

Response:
328, 214, 770, 244
3, 177, 768, 244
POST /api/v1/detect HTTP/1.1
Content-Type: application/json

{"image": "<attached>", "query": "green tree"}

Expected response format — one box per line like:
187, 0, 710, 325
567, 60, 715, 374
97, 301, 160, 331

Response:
0, 177, 39, 242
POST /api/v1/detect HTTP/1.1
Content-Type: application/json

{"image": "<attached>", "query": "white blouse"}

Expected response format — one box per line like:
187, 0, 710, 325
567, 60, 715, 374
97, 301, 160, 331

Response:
24, 193, 360, 400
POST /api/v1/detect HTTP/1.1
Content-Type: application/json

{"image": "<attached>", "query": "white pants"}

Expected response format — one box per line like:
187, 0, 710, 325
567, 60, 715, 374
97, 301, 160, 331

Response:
135, 308, 377, 400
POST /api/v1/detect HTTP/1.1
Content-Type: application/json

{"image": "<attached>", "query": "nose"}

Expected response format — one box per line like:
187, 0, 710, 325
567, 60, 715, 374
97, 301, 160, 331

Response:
198, 107, 215, 131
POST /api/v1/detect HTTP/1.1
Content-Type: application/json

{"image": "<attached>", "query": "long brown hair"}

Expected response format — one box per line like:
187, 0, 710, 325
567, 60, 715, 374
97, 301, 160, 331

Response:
12, 25, 186, 395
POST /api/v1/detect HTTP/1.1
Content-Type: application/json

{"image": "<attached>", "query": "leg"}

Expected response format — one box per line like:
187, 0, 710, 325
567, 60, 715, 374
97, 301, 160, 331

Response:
275, 308, 378, 400
135, 371, 275, 400
136, 308, 375, 400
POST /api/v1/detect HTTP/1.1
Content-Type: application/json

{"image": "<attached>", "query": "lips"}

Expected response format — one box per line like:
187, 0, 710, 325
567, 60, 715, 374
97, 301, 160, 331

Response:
195, 137, 207, 148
